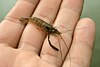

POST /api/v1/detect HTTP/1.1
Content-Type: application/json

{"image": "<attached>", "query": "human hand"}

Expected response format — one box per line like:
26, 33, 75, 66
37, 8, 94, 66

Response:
0, 0, 95, 67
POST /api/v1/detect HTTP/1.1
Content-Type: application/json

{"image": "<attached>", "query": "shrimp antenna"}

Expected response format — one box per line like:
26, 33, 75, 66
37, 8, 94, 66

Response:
59, 34, 71, 67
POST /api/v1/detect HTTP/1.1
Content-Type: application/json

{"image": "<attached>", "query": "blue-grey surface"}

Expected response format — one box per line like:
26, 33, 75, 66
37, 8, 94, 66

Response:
0, 0, 100, 67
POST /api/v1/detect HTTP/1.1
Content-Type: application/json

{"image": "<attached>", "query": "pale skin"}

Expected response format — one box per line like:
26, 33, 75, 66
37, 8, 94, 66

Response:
0, 0, 95, 67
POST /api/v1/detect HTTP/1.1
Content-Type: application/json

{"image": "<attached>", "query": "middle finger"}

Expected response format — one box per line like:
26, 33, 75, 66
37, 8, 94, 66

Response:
18, 0, 62, 54
40, 0, 84, 66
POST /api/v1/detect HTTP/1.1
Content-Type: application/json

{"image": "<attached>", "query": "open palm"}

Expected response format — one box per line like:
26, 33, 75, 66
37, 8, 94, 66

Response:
0, 0, 95, 67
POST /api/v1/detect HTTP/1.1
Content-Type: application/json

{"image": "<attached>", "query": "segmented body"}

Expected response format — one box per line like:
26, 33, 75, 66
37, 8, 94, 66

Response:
20, 17, 61, 34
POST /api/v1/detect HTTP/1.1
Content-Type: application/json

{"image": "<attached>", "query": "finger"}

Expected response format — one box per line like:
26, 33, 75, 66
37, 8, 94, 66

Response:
63, 18, 95, 67
0, 0, 39, 48
40, 0, 84, 66
18, 0, 62, 54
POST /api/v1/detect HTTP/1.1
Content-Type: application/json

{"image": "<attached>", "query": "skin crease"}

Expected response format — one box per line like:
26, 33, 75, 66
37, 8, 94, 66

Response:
0, 0, 95, 67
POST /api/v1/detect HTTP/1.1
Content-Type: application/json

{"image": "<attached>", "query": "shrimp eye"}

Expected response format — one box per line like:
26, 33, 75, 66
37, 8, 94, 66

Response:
52, 29, 55, 32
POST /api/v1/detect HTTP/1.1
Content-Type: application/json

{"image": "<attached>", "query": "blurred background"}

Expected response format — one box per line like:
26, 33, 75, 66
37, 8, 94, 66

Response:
0, 0, 100, 67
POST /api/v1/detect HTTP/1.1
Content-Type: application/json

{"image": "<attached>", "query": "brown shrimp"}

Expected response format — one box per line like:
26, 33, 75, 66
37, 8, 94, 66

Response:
19, 17, 70, 58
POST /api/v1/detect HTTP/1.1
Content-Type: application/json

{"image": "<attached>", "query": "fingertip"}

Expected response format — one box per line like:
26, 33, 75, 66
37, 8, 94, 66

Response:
76, 18, 95, 31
